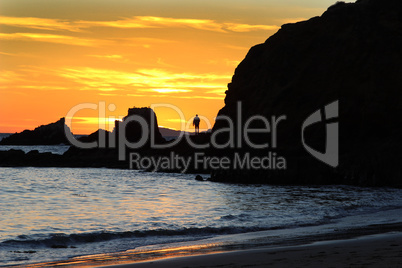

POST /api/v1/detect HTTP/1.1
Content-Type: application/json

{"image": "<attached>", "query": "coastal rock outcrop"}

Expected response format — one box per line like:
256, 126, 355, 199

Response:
115, 107, 165, 147
63, 107, 166, 167
211, 0, 402, 186
0, 118, 71, 145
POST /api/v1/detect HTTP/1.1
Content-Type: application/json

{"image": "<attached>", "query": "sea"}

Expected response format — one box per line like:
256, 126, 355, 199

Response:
1, 138, 402, 266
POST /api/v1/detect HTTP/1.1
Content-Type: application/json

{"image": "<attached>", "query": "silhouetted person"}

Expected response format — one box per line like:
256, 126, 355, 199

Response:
193, 114, 200, 135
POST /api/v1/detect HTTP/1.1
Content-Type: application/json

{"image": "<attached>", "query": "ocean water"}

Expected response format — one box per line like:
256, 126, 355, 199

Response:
1, 167, 402, 266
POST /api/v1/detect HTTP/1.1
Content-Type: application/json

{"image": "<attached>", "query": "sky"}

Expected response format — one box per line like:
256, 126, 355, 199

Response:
0, 0, 343, 134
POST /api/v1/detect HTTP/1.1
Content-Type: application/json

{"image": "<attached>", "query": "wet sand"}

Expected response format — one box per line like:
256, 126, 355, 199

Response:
102, 232, 402, 268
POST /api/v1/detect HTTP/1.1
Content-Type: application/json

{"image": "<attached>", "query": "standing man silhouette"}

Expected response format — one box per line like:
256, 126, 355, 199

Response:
193, 114, 200, 135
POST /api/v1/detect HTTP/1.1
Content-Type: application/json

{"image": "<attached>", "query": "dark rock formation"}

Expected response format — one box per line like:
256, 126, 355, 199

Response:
211, 0, 402, 186
0, 149, 64, 167
73, 107, 165, 148
115, 107, 165, 148
62, 107, 166, 167
159, 127, 191, 140
0, 118, 71, 145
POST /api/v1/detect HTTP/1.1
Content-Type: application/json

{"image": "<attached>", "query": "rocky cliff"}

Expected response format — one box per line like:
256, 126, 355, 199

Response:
211, 0, 402, 186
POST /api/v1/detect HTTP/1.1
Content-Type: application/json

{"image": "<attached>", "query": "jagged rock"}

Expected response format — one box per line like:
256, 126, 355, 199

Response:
0, 118, 71, 145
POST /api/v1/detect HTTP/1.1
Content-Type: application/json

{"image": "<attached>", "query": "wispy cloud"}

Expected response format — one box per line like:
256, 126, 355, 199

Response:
0, 33, 106, 47
208, 59, 241, 67
0, 15, 279, 34
17, 85, 69, 91
77, 16, 279, 33
113, 37, 176, 49
54, 67, 230, 96
151, 88, 192, 93
0, 16, 82, 32
127, 93, 223, 100
0, 70, 22, 83
77, 16, 223, 32
0, 51, 17, 56
223, 22, 278, 32
90, 54, 123, 59
116, 37, 175, 44
206, 89, 226, 96
88, 54, 129, 62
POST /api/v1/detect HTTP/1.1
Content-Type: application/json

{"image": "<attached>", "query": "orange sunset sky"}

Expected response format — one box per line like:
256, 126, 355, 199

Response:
1, 0, 341, 134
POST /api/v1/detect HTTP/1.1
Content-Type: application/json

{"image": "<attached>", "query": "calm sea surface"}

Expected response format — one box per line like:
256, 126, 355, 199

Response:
1, 167, 402, 266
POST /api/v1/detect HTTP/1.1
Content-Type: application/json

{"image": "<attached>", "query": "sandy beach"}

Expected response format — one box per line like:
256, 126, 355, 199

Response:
21, 224, 402, 268
103, 232, 402, 268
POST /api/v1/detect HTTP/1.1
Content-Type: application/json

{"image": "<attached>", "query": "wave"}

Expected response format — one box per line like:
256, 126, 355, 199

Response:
6, 206, 399, 249
1, 226, 273, 248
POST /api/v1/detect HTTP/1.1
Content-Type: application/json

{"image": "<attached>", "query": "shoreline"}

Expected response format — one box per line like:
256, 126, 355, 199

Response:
18, 220, 402, 268
102, 232, 402, 268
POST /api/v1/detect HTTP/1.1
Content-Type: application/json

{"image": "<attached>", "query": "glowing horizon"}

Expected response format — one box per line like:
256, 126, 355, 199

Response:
0, 0, 339, 134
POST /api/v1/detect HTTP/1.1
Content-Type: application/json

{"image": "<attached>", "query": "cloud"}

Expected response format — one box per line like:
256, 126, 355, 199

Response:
0, 51, 17, 56
0, 70, 22, 83
116, 37, 175, 46
1, 15, 278, 34
206, 89, 226, 96
0, 15, 279, 37
223, 23, 278, 32
91, 54, 123, 59
0, 33, 105, 47
55, 67, 230, 97
17, 85, 69, 91
0, 16, 82, 32
77, 16, 279, 33
77, 16, 224, 32
88, 54, 129, 62
127, 93, 223, 100
99, 93, 119, 96
151, 88, 192, 93
208, 59, 241, 67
